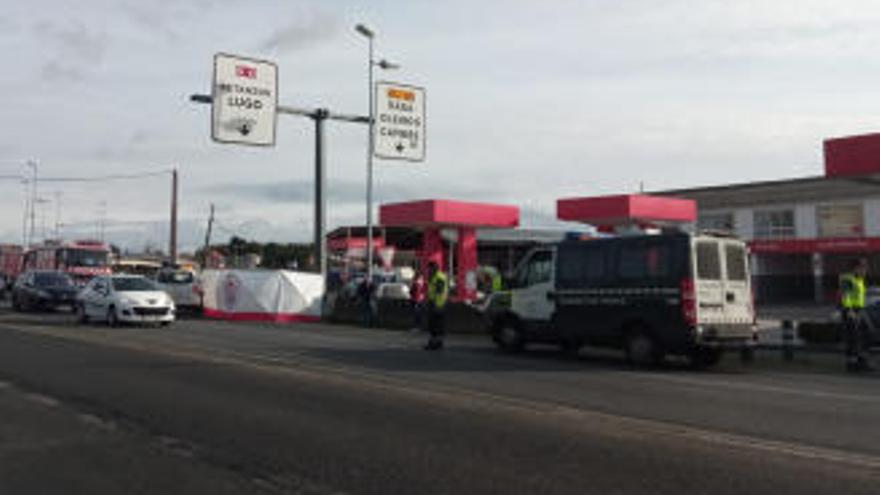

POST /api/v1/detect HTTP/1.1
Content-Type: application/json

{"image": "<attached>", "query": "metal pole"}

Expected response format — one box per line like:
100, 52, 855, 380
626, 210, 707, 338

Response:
203, 203, 215, 268
21, 178, 29, 247
170, 168, 178, 264
28, 160, 37, 246
313, 109, 328, 277
366, 35, 375, 283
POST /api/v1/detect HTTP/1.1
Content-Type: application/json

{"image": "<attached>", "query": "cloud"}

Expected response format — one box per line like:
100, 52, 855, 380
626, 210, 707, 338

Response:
33, 20, 107, 84
258, 11, 341, 54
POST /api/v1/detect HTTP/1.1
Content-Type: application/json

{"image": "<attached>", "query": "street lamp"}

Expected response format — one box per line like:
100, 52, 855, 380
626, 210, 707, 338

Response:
355, 23, 399, 282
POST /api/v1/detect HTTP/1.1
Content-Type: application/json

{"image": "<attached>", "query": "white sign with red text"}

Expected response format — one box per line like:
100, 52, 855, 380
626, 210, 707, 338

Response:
374, 81, 426, 161
212, 53, 278, 146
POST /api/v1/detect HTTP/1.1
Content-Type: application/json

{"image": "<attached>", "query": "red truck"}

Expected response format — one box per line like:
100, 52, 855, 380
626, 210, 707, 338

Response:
22, 240, 112, 286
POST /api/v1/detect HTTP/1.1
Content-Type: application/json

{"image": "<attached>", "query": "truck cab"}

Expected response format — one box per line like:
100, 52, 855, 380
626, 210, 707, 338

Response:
488, 232, 756, 368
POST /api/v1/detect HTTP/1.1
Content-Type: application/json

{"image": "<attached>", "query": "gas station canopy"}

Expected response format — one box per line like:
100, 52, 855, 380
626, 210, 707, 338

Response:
380, 199, 519, 228
557, 194, 696, 225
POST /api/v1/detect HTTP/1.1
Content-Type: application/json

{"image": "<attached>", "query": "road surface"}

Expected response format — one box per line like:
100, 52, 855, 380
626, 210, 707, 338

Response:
0, 309, 877, 494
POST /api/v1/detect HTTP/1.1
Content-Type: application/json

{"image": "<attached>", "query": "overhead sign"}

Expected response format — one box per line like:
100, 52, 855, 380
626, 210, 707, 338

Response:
211, 53, 278, 146
374, 81, 426, 162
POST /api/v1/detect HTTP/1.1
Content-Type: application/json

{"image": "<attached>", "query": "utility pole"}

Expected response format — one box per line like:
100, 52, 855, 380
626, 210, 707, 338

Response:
203, 203, 215, 268
313, 109, 328, 276
54, 191, 62, 239
27, 160, 37, 247
169, 168, 178, 265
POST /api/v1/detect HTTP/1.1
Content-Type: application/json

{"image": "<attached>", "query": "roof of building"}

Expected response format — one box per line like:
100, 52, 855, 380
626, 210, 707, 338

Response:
654, 173, 880, 210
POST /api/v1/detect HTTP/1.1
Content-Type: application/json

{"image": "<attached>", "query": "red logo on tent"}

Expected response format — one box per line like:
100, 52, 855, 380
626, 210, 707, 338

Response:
236, 65, 257, 79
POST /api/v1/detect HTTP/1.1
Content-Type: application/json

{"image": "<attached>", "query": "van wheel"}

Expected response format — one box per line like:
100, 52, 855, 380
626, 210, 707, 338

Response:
559, 339, 582, 357
493, 319, 525, 353
626, 329, 663, 367
690, 347, 723, 369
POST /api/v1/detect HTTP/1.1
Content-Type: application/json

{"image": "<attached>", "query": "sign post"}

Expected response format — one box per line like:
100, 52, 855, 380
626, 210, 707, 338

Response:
212, 53, 278, 146
374, 82, 426, 162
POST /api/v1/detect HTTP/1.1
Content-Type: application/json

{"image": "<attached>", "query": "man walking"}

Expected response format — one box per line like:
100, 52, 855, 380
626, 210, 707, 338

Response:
424, 261, 448, 351
840, 258, 873, 372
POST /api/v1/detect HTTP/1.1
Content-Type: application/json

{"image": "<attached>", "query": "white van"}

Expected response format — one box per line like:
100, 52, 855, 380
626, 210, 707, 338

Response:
487, 232, 756, 367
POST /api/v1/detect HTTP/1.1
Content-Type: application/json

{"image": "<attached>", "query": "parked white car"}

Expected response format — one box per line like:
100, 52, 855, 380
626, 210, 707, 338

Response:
154, 268, 201, 310
76, 275, 175, 326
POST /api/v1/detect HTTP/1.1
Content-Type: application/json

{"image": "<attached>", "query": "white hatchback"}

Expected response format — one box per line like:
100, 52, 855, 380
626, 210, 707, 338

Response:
76, 275, 175, 326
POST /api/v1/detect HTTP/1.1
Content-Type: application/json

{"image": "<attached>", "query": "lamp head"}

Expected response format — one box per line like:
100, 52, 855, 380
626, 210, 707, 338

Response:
355, 24, 374, 38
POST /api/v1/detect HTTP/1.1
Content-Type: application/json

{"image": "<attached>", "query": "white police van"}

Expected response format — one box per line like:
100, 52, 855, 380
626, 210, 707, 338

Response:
487, 232, 756, 367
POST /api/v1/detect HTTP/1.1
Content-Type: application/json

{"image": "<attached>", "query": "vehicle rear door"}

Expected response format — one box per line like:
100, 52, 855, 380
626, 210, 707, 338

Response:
693, 238, 725, 324
720, 240, 753, 325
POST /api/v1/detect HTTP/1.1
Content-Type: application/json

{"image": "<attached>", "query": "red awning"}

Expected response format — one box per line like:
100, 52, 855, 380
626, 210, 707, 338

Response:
749, 237, 880, 254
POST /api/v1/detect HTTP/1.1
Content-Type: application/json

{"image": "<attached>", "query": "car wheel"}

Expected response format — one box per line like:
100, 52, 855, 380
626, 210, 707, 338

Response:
625, 328, 663, 367
160, 321, 171, 328
493, 319, 525, 353
107, 306, 119, 328
76, 304, 88, 324
690, 347, 723, 369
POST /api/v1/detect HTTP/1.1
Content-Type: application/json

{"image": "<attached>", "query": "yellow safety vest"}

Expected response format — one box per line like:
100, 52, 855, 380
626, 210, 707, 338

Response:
491, 272, 503, 292
840, 273, 866, 309
428, 271, 448, 309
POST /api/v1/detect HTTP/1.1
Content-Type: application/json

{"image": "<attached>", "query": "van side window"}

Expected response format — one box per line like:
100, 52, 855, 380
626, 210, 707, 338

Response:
617, 243, 672, 279
696, 242, 721, 280
522, 251, 553, 287
724, 244, 747, 281
558, 245, 605, 288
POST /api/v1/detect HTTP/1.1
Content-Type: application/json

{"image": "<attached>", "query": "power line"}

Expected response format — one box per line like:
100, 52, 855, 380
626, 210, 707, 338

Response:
38, 169, 173, 183
0, 169, 172, 183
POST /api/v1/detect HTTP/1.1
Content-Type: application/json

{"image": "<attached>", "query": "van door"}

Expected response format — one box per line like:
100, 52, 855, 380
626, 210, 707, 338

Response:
720, 240, 753, 324
693, 239, 725, 324
510, 249, 555, 325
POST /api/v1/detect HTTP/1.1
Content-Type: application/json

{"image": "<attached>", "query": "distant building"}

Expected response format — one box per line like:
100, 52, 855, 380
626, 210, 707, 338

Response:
658, 132, 880, 305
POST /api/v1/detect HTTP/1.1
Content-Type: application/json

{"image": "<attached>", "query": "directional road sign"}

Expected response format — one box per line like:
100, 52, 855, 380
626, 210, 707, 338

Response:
212, 53, 278, 146
374, 81, 426, 161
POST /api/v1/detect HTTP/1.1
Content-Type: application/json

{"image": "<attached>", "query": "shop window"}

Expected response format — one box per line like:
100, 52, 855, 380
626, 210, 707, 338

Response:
817, 204, 864, 238
754, 210, 795, 239
698, 212, 735, 233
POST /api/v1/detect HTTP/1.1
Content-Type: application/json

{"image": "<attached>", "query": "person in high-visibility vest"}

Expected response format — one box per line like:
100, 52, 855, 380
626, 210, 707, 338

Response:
424, 261, 449, 351
840, 258, 872, 372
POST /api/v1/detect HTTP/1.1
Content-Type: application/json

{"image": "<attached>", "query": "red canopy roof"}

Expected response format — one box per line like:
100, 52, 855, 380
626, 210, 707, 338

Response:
557, 194, 696, 224
380, 199, 519, 228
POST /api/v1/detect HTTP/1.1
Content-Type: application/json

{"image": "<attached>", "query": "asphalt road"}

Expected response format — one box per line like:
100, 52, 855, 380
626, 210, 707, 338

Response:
0, 308, 877, 494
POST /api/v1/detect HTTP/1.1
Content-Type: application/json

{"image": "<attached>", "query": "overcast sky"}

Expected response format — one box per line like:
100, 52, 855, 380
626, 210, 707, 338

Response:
3, 0, 880, 251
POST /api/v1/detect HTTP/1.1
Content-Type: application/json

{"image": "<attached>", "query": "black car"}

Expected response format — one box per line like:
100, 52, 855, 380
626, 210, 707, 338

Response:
12, 270, 79, 312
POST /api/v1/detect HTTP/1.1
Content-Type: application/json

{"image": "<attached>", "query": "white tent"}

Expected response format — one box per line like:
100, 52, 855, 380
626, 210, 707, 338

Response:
201, 269, 323, 322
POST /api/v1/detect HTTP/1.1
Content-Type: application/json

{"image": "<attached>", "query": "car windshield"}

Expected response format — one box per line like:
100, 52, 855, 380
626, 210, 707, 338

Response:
65, 248, 109, 268
112, 277, 157, 292
34, 272, 73, 287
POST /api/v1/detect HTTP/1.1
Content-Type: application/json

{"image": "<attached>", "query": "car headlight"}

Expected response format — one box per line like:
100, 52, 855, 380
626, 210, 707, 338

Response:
120, 297, 138, 307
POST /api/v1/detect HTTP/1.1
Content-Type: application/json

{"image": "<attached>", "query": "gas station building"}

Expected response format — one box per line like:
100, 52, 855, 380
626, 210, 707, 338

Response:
328, 132, 880, 307
659, 132, 880, 304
